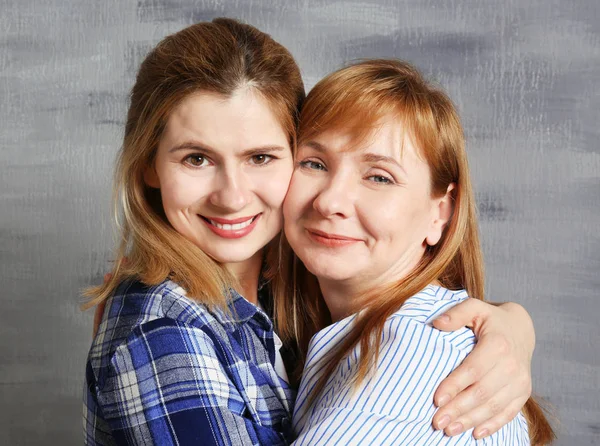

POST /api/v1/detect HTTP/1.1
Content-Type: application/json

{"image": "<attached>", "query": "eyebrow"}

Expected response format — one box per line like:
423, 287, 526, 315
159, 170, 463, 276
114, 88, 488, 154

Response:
303, 140, 407, 174
361, 153, 407, 174
168, 141, 287, 157
304, 140, 327, 153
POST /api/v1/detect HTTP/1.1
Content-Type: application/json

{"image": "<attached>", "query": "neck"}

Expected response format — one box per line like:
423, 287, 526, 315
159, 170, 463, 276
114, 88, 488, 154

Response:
319, 252, 425, 323
318, 279, 366, 323
224, 251, 263, 305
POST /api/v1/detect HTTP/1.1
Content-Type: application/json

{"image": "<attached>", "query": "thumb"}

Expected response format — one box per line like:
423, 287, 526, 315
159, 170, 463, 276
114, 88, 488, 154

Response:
432, 298, 490, 331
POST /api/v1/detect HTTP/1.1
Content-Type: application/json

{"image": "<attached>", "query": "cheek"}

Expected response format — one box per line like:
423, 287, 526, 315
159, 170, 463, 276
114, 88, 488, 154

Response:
283, 171, 316, 221
254, 163, 294, 209
357, 192, 398, 236
159, 170, 208, 211
359, 192, 425, 242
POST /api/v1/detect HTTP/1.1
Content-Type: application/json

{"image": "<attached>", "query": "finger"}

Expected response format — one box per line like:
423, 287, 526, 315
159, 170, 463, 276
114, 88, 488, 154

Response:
435, 357, 530, 436
93, 301, 107, 338
447, 391, 526, 438
432, 298, 494, 332
436, 366, 516, 436
434, 335, 501, 408
471, 400, 526, 439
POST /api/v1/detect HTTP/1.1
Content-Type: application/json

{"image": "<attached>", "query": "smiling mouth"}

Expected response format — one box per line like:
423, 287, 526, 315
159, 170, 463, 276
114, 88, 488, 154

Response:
199, 213, 261, 238
308, 228, 361, 241
306, 228, 362, 247
202, 216, 257, 230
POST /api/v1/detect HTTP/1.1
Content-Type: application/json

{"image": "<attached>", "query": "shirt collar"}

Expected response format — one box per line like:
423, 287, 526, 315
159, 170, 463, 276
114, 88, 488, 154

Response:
211, 288, 274, 332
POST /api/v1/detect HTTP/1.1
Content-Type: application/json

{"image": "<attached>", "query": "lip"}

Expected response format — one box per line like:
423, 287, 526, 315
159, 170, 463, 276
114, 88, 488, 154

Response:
200, 213, 261, 239
306, 228, 362, 247
203, 215, 258, 224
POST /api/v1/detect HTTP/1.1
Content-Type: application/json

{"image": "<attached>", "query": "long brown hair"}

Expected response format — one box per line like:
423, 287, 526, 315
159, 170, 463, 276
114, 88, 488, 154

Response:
279, 59, 554, 444
83, 18, 305, 311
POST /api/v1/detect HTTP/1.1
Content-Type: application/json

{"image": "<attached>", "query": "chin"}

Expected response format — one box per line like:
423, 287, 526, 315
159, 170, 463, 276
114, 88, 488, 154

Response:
302, 258, 356, 282
206, 248, 261, 265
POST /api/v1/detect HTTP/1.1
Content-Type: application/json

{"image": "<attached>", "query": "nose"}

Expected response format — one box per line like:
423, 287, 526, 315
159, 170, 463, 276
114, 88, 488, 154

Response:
209, 167, 252, 212
312, 171, 355, 219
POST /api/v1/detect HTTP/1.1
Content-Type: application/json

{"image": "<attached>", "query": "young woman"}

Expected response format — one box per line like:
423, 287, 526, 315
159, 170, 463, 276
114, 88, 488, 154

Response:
85, 18, 539, 445
285, 59, 554, 444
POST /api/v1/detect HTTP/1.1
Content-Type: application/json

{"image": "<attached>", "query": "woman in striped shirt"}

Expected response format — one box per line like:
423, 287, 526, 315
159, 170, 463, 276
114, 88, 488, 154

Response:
284, 59, 554, 444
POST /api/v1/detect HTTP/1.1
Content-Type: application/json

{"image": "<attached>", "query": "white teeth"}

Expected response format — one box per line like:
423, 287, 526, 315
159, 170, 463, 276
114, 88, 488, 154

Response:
209, 217, 254, 231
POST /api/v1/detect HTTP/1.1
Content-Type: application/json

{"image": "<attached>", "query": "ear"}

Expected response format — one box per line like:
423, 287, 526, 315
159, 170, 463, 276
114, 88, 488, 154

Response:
143, 163, 160, 189
425, 183, 455, 247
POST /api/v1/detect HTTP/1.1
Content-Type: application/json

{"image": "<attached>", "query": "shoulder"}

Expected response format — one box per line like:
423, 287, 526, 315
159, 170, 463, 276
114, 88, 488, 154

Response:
95, 278, 217, 339
107, 278, 213, 322
383, 285, 475, 352
303, 286, 472, 370
389, 285, 470, 324
88, 278, 228, 381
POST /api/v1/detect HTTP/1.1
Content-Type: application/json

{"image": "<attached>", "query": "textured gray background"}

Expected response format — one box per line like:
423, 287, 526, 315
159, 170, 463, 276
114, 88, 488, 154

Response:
1, 0, 598, 444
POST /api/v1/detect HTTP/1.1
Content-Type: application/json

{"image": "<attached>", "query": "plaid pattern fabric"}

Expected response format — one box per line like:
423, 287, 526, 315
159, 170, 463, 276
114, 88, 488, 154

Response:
84, 279, 295, 445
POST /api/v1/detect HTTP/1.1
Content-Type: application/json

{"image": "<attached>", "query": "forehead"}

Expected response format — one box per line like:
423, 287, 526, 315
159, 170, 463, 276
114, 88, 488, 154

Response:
161, 89, 288, 149
305, 116, 422, 163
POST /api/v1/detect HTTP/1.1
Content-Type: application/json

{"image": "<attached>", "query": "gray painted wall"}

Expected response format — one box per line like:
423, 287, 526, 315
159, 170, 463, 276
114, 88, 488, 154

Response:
1, 0, 598, 444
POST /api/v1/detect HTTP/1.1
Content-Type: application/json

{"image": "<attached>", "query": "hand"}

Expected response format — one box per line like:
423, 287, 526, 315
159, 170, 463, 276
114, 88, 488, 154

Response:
431, 299, 534, 439
92, 273, 112, 337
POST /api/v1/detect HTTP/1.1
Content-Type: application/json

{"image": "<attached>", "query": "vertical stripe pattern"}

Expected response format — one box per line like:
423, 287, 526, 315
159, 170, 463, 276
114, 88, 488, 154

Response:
292, 285, 530, 445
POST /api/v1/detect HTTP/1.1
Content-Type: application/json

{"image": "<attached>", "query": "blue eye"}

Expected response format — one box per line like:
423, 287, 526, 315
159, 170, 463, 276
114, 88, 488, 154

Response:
299, 160, 326, 171
368, 175, 393, 184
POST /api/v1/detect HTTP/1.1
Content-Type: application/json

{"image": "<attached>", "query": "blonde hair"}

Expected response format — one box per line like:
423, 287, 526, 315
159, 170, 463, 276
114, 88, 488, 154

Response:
280, 59, 554, 444
84, 18, 304, 310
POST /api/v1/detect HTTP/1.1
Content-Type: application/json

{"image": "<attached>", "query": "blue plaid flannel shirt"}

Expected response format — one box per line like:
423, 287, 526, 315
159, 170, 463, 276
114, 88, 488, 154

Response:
84, 279, 295, 445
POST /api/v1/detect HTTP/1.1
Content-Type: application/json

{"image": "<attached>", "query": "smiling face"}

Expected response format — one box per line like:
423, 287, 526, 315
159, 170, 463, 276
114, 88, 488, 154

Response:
283, 115, 453, 291
145, 88, 293, 271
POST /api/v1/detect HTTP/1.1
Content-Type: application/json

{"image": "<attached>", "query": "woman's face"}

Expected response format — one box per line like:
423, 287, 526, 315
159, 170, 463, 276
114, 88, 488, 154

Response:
284, 116, 451, 289
145, 88, 293, 268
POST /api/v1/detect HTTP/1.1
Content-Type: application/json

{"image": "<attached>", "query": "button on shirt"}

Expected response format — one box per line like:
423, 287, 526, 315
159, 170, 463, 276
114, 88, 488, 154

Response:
292, 285, 530, 445
84, 279, 295, 445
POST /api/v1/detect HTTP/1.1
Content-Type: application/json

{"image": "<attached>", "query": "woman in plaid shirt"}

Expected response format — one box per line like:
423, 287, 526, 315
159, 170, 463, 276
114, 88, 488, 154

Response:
84, 18, 538, 446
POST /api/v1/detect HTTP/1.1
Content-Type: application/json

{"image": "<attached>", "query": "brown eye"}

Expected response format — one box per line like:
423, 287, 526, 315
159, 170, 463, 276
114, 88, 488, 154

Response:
250, 154, 273, 165
185, 154, 207, 167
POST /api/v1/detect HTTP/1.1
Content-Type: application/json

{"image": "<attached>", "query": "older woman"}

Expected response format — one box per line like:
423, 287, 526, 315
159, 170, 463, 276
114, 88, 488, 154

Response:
285, 59, 554, 444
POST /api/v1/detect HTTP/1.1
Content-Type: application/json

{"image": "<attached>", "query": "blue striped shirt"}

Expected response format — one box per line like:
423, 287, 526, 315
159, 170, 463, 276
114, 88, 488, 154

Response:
292, 285, 530, 445
84, 279, 295, 445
